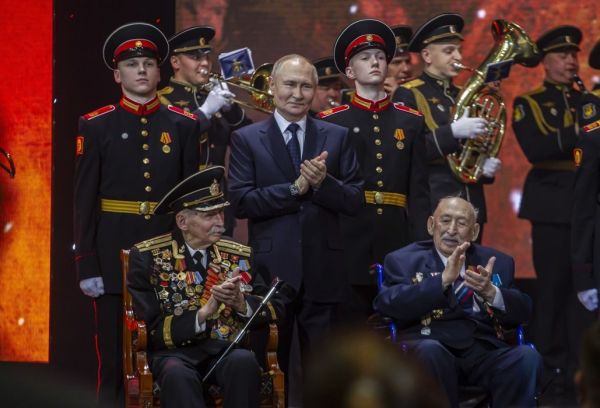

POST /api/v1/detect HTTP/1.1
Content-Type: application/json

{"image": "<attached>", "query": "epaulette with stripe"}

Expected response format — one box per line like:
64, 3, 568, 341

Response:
401, 79, 425, 89
168, 105, 197, 120
157, 86, 174, 96
83, 105, 116, 120
393, 102, 423, 117
318, 105, 349, 118
215, 239, 251, 257
135, 233, 172, 252
583, 119, 600, 133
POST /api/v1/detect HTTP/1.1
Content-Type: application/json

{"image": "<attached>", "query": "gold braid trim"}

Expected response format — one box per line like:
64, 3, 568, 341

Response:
163, 315, 175, 349
411, 88, 438, 131
522, 95, 556, 136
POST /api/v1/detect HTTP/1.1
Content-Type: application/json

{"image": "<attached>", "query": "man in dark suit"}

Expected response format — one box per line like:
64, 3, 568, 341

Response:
228, 54, 363, 395
128, 166, 281, 408
513, 26, 596, 389
375, 196, 541, 407
74, 22, 205, 406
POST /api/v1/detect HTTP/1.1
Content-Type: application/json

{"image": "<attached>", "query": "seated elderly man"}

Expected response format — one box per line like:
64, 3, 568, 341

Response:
127, 166, 280, 408
374, 196, 542, 407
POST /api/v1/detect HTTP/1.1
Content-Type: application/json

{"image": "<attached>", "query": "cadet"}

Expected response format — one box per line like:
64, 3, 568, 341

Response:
392, 13, 502, 241
319, 19, 430, 321
74, 22, 206, 406
513, 25, 595, 393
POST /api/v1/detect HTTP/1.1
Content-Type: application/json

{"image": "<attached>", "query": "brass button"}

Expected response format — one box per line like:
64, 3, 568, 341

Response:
373, 126, 380, 133
144, 172, 151, 179
376, 153, 383, 160
145, 186, 152, 192
377, 180, 384, 187
140, 117, 148, 124
144, 215, 151, 220
376, 166, 383, 173
142, 143, 149, 150
377, 208, 383, 215
374, 191, 384, 204
373, 114, 379, 120
141, 130, 149, 137
142, 158, 150, 164
375, 139, 381, 145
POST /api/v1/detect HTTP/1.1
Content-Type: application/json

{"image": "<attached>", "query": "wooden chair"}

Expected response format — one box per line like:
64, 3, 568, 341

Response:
121, 249, 285, 408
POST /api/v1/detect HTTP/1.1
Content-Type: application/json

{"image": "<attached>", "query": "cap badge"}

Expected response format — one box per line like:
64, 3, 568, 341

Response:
395, 36, 401, 46
366, 34, 373, 42
210, 179, 220, 196
449, 25, 456, 33
135, 40, 143, 48
565, 36, 572, 43
199, 37, 206, 46
325, 67, 332, 75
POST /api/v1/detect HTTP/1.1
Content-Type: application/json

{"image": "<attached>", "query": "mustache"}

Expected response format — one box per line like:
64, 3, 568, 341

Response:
209, 226, 226, 235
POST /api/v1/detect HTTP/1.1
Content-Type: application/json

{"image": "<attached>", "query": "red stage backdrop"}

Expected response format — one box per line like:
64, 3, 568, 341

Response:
177, 0, 600, 279
0, 0, 52, 361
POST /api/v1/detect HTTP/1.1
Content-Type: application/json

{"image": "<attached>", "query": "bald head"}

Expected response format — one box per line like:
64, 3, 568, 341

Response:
427, 197, 480, 257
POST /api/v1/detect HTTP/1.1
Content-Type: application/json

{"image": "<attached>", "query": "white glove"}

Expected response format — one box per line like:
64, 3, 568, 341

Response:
577, 288, 599, 311
198, 89, 235, 118
482, 157, 502, 178
450, 107, 488, 139
80, 277, 105, 298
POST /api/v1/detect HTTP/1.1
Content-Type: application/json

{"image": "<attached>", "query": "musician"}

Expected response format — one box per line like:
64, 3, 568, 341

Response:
128, 166, 280, 408
383, 25, 413, 95
513, 25, 595, 392
309, 57, 346, 116
74, 22, 204, 406
319, 19, 430, 322
392, 13, 502, 241
158, 26, 252, 234
571, 38, 600, 321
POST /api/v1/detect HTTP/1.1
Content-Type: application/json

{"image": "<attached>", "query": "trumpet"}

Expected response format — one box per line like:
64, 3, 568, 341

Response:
200, 63, 274, 114
0, 147, 15, 178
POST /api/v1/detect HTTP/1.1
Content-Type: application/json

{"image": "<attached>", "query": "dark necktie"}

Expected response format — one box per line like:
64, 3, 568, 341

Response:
286, 123, 301, 175
193, 251, 205, 272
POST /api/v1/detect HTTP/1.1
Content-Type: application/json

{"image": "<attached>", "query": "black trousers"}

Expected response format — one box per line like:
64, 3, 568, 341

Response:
408, 339, 542, 408
152, 348, 261, 408
531, 222, 596, 380
277, 286, 337, 406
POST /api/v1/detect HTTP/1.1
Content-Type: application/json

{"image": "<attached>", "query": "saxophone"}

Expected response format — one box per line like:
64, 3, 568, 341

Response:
448, 20, 539, 183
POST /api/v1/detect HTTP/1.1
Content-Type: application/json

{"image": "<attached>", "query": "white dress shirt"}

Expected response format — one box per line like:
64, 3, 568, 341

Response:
273, 109, 307, 157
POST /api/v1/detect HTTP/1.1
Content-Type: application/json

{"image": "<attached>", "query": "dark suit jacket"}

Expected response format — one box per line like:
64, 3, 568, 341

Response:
374, 241, 532, 349
228, 115, 364, 302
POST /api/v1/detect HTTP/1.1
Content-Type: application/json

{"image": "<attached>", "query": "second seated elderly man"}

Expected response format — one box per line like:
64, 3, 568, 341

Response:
228, 54, 363, 392
128, 166, 281, 408
374, 196, 542, 408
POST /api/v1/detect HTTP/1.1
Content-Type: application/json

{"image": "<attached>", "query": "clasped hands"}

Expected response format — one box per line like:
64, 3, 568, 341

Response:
198, 269, 247, 323
441, 242, 497, 304
294, 151, 328, 195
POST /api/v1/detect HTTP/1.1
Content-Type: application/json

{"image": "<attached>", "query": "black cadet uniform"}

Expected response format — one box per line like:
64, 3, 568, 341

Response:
512, 25, 595, 383
393, 14, 493, 233
572, 38, 600, 297
73, 23, 206, 406
128, 167, 281, 408
320, 19, 430, 320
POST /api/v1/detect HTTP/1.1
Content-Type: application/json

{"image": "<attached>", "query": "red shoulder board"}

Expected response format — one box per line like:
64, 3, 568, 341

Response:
168, 105, 198, 120
83, 105, 116, 120
583, 119, 600, 133
393, 103, 422, 117
318, 105, 350, 118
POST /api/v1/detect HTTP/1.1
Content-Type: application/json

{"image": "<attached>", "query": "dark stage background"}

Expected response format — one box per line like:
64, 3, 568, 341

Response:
0, 0, 598, 400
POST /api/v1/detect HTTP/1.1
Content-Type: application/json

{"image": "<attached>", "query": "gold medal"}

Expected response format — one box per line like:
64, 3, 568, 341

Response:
396, 141, 404, 150
162, 144, 171, 154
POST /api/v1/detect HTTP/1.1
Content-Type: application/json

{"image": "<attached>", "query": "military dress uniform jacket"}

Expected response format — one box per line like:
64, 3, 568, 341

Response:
127, 230, 281, 362
393, 72, 493, 224
158, 78, 252, 168
374, 241, 532, 349
74, 95, 207, 294
319, 93, 430, 285
512, 81, 582, 224
571, 91, 600, 292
